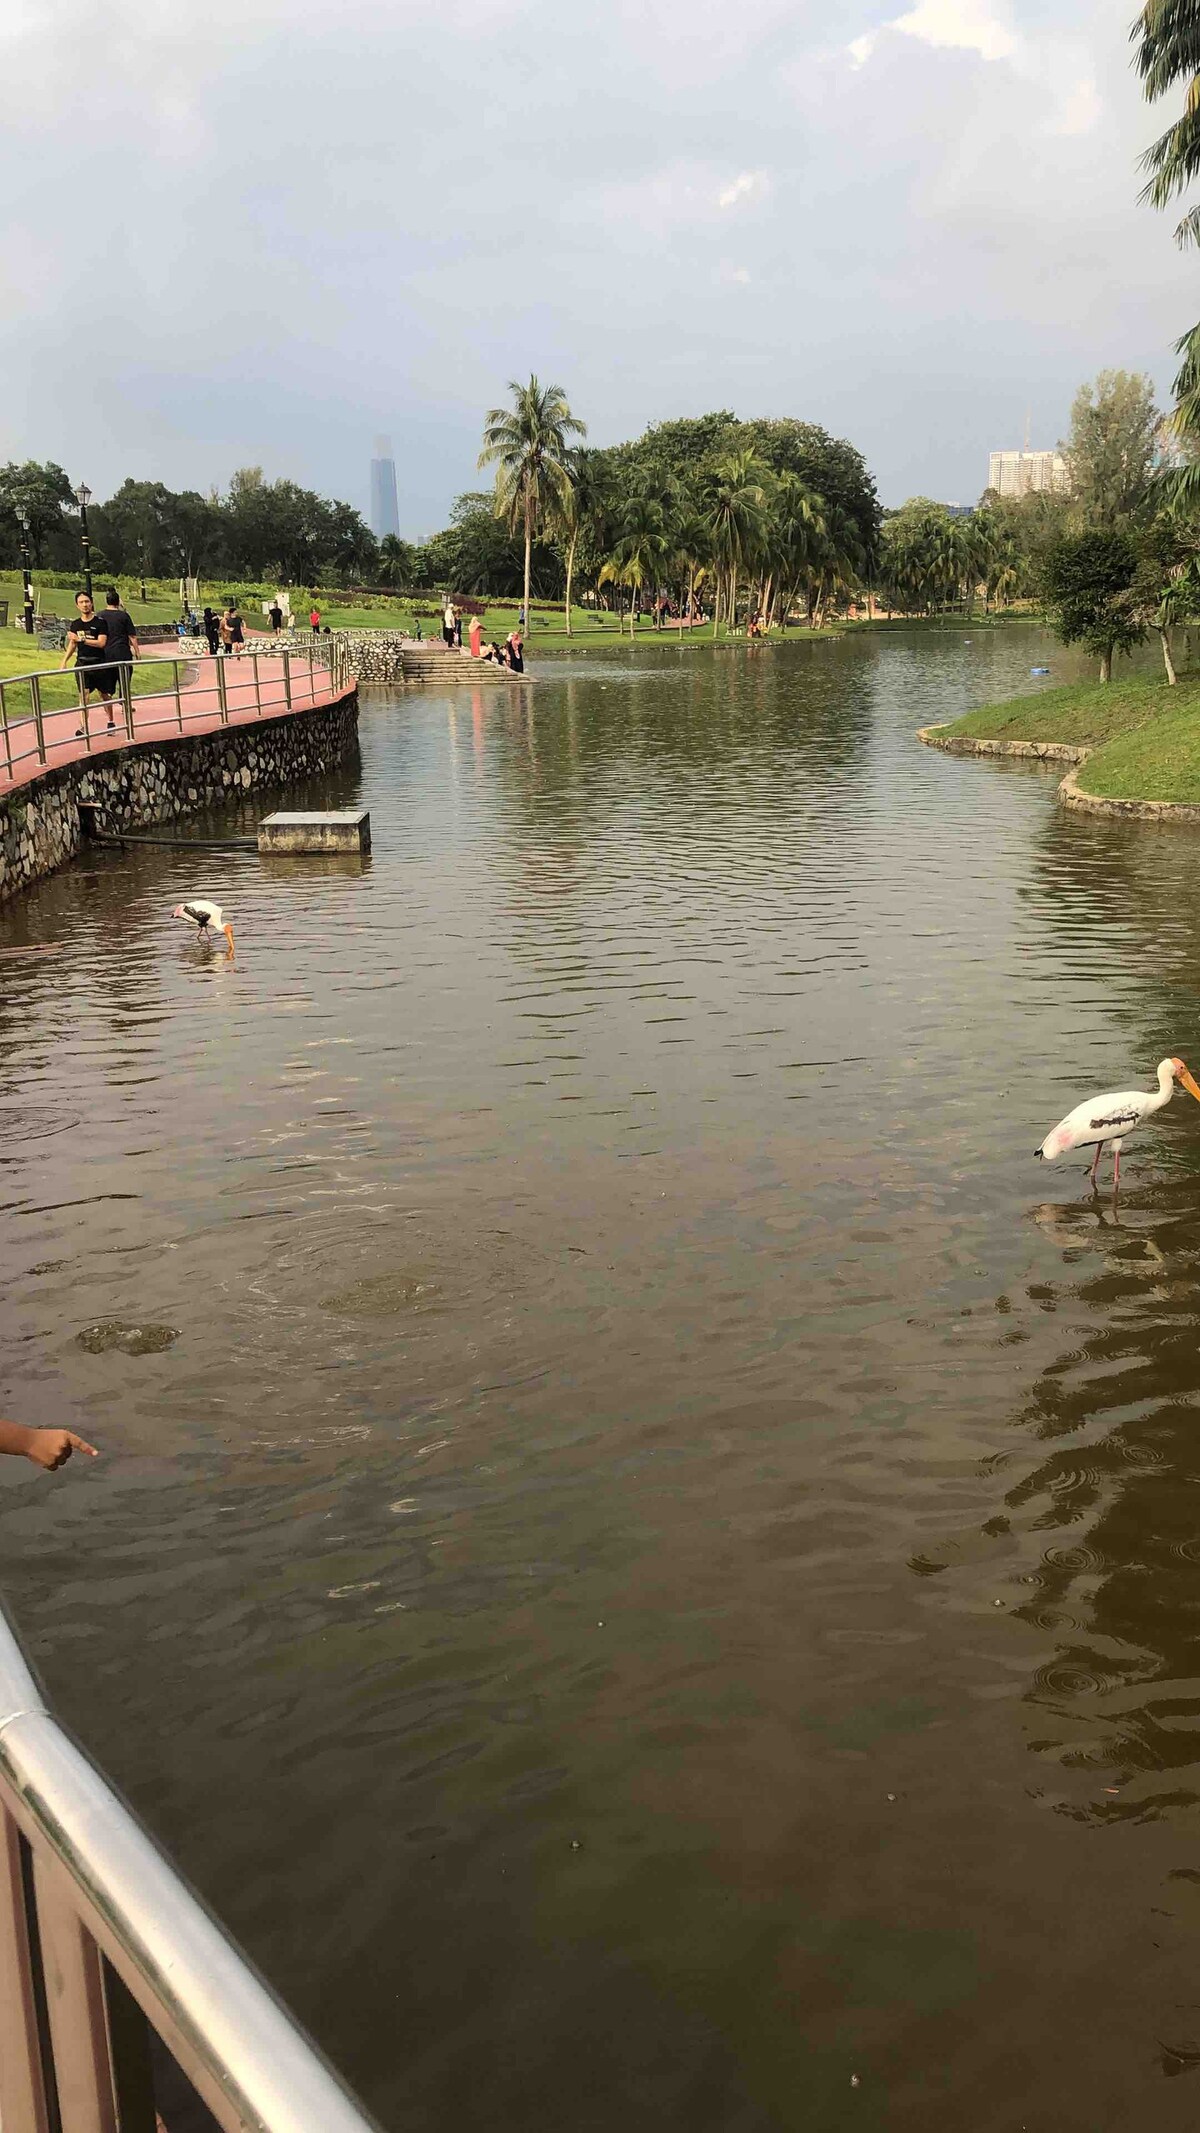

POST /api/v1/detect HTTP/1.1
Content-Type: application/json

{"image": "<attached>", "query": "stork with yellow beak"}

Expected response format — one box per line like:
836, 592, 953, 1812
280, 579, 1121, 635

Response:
1036, 1057, 1200, 1188
171, 899, 235, 951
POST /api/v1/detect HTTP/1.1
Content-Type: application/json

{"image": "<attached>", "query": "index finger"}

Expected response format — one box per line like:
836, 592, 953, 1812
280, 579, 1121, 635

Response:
67, 1434, 99, 1457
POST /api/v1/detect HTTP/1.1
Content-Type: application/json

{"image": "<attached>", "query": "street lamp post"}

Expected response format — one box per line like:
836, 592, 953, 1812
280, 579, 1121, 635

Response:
75, 481, 93, 600
17, 512, 34, 635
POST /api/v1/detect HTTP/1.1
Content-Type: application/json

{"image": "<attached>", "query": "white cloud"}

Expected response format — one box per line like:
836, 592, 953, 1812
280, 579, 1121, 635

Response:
892, 0, 1015, 60
717, 170, 768, 209
848, 0, 1015, 66
1049, 74, 1102, 136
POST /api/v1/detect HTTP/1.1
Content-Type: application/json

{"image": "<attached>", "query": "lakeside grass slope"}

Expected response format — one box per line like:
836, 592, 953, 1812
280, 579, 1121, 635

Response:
937, 672, 1200, 803
0, 641, 198, 719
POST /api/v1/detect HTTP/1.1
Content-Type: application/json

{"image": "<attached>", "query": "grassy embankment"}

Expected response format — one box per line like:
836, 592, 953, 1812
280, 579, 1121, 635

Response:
936, 671, 1200, 804
0, 575, 837, 650
0, 639, 195, 719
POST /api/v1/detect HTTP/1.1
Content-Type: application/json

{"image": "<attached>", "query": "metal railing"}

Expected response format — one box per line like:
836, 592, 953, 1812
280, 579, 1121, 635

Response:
0, 643, 354, 792
0, 1601, 381, 2133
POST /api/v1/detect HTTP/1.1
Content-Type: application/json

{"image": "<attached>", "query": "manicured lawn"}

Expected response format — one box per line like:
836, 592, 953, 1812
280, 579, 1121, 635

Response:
0, 639, 195, 721
935, 672, 1200, 805
0, 578, 180, 628
322, 600, 838, 649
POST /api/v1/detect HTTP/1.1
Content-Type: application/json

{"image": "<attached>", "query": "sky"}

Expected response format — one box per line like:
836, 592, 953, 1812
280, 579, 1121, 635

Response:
1, 0, 1193, 532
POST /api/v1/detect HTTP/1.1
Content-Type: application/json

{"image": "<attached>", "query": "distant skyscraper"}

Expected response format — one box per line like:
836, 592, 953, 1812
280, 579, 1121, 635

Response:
369, 435, 400, 540
986, 448, 1069, 499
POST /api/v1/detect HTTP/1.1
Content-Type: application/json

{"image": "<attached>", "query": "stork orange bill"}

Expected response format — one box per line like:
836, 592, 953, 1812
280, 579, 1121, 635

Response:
1176, 1061, 1200, 1101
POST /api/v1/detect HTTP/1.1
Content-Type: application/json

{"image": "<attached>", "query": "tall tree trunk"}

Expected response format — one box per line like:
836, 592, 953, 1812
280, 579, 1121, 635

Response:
564, 530, 578, 636
1099, 647, 1112, 683
523, 481, 533, 642
1159, 625, 1178, 684
712, 575, 720, 639
687, 562, 696, 627
761, 572, 773, 628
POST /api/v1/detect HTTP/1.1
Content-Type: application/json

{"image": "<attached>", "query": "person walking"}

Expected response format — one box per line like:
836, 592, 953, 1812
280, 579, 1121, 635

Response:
468, 612, 483, 658
269, 600, 283, 633
62, 590, 116, 736
442, 597, 455, 648
452, 604, 463, 649
309, 603, 320, 636
101, 589, 140, 689
202, 605, 220, 654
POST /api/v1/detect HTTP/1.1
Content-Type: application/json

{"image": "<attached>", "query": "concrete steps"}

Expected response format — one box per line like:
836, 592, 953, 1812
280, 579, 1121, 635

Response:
400, 646, 522, 684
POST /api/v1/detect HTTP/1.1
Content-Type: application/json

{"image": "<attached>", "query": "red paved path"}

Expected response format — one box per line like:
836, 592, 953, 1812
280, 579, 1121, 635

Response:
0, 651, 354, 799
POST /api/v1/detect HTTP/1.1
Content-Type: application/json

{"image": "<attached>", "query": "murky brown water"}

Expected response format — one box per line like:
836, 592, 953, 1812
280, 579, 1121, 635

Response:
5, 626, 1200, 2130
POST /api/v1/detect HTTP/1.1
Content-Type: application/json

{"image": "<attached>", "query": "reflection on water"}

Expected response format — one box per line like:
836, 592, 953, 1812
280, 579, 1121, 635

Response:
7, 627, 1200, 2128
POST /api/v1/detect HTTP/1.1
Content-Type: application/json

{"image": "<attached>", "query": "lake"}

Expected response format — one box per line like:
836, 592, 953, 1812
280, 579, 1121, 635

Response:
4, 624, 1200, 2131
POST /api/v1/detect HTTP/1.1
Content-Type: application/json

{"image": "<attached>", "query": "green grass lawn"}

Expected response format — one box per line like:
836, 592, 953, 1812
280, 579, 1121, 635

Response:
0, 639, 197, 721
934, 671, 1200, 803
324, 600, 838, 648
0, 577, 180, 628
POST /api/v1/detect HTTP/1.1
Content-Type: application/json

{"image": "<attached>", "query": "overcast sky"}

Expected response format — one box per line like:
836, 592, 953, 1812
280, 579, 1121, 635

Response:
1, 0, 1191, 531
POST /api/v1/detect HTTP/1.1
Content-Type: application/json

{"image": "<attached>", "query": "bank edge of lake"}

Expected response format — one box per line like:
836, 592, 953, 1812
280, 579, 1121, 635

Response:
919, 671, 1200, 820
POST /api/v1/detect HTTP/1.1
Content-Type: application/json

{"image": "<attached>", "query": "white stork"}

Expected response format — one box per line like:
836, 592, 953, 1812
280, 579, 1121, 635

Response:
171, 899, 235, 950
1036, 1057, 1200, 1188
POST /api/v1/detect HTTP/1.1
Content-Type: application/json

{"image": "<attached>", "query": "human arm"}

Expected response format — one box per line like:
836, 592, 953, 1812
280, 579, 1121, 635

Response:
0, 1419, 98, 1470
129, 629, 141, 659
60, 628, 80, 670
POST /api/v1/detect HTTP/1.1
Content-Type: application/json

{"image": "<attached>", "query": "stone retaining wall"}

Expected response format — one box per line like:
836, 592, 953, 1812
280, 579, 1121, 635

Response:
0, 690, 359, 904
917, 722, 1200, 826
330, 631, 409, 683
916, 724, 1085, 766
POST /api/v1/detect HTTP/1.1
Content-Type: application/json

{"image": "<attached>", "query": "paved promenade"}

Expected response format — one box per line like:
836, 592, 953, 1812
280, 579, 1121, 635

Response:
0, 649, 352, 799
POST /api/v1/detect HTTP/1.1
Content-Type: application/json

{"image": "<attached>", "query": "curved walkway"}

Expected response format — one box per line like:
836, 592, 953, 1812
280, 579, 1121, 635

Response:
0, 650, 354, 799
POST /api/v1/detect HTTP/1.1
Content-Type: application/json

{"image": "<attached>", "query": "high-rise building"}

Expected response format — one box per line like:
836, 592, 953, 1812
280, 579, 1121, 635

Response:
369, 435, 400, 541
986, 449, 1069, 499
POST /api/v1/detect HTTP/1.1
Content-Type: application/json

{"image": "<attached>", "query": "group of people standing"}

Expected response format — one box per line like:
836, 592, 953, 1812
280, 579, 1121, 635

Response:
200, 604, 245, 655
440, 598, 524, 673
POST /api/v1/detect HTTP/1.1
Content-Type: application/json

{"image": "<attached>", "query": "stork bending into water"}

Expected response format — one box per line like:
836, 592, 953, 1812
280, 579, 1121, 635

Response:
171, 899, 235, 950
1037, 1057, 1200, 1188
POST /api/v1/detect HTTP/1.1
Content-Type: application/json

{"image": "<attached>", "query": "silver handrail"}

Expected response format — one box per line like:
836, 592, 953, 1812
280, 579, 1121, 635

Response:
0, 646, 352, 792
0, 1604, 382, 2133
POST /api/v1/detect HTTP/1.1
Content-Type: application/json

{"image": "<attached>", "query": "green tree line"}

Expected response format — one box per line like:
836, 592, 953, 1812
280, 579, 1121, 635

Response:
0, 398, 881, 633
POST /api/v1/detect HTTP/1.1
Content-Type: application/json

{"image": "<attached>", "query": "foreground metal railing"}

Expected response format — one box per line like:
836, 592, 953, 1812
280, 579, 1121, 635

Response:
0, 642, 354, 790
0, 1603, 381, 2133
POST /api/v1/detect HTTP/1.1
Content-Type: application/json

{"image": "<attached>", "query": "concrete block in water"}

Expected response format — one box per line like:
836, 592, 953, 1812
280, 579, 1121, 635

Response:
257, 809, 371, 855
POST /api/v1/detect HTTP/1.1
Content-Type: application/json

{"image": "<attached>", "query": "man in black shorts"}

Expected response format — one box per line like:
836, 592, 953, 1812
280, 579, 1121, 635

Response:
102, 587, 140, 705
61, 590, 116, 736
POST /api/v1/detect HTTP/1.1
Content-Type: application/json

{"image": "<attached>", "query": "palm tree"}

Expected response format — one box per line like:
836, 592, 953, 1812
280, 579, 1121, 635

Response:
667, 493, 714, 629
479, 377, 587, 639
702, 452, 769, 636
377, 534, 412, 589
1133, 4, 1200, 464
599, 495, 668, 635
809, 508, 865, 626
550, 447, 606, 637
767, 473, 825, 627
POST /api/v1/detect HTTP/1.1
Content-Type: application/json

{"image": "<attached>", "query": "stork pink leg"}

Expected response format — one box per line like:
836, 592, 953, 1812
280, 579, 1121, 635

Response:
1113, 1144, 1121, 1191
1089, 1144, 1102, 1185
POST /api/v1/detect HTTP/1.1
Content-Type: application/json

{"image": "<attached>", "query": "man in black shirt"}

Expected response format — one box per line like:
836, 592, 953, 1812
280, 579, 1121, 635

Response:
102, 587, 140, 682
61, 590, 115, 736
